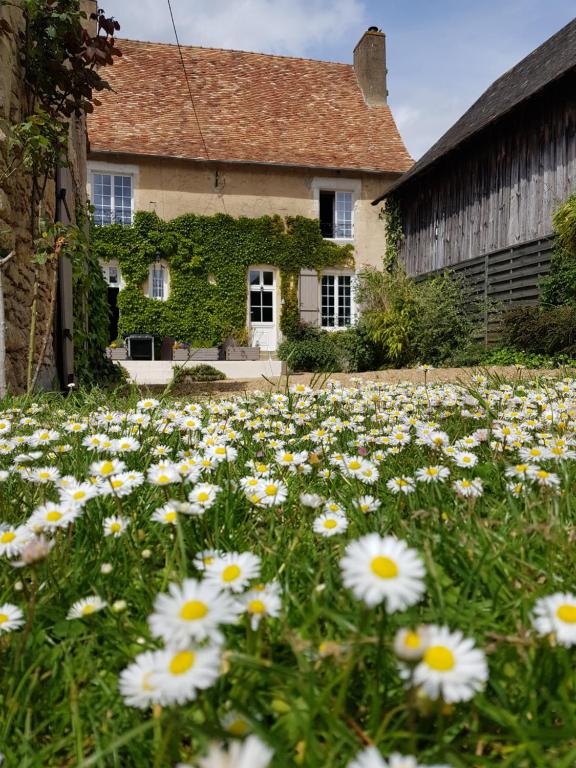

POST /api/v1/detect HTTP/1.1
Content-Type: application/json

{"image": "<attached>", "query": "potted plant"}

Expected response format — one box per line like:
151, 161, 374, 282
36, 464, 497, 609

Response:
222, 329, 260, 361
106, 339, 127, 360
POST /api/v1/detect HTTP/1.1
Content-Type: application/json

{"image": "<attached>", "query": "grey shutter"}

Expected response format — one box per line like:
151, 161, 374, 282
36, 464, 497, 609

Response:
298, 268, 320, 327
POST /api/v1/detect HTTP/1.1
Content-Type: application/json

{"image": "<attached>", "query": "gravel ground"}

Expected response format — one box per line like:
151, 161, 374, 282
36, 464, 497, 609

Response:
139, 366, 566, 397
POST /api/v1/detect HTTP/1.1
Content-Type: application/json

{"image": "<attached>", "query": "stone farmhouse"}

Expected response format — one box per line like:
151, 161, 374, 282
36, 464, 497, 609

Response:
87, 29, 412, 351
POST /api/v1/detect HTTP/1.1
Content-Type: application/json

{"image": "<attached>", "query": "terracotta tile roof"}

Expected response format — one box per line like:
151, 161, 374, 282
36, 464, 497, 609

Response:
88, 39, 412, 173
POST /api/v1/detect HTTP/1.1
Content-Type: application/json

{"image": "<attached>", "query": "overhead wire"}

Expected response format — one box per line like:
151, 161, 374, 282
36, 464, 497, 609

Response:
166, 0, 228, 213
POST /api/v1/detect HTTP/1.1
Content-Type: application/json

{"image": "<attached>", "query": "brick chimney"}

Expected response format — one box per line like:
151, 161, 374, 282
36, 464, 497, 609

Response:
353, 27, 387, 106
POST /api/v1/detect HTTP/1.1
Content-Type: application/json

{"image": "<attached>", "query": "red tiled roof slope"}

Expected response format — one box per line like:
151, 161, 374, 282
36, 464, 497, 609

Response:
88, 39, 413, 173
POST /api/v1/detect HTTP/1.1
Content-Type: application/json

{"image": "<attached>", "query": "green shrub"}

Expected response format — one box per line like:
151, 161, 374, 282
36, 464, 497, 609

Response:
356, 267, 480, 366
355, 267, 417, 365
181, 364, 226, 382
412, 272, 482, 364
540, 194, 576, 306
278, 326, 377, 373
502, 305, 576, 356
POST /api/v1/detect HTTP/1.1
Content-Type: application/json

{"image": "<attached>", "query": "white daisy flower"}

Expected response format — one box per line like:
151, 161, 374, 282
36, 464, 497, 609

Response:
532, 592, 576, 647
148, 578, 241, 645
313, 512, 349, 537
348, 746, 387, 768
152, 501, 180, 525
354, 495, 379, 514
453, 478, 483, 498
340, 533, 426, 610
0, 524, 33, 558
239, 582, 282, 630
193, 549, 225, 571
415, 466, 450, 483
411, 625, 488, 702
205, 552, 261, 593
393, 626, 431, 662
386, 476, 416, 495
187, 483, 221, 514
137, 398, 159, 411
90, 458, 126, 478
178, 735, 273, 768
119, 650, 162, 709
27, 502, 78, 532
67, 596, 107, 620
299, 492, 323, 509
452, 451, 478, 468
59, 482, 97, 506
147, 464, 181, 486
151, 644, 221, 705
103, 515, 129, 538
29, 466, 61, 484
0, 603, 24, 633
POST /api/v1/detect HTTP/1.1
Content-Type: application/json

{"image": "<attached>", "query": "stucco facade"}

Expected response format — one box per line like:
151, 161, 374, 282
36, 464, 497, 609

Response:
87, 156, 397, 270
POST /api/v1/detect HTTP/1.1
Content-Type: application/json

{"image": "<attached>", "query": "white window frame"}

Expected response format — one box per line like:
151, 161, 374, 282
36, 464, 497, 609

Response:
100, 259, 125, 289
148, 260, 170, 301
319, 270, 357, 330
311, 177, 361, 243
87, 161, 139, 227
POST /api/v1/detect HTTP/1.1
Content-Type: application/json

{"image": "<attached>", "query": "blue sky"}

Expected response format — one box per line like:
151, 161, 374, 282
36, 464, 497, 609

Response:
104, 0, 575, 159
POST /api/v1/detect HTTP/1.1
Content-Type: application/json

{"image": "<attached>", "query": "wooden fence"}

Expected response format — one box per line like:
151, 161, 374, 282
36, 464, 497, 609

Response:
413, 235, 554, 344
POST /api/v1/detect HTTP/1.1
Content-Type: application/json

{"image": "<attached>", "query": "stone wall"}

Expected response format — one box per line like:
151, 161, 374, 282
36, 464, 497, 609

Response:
0, 2, 89, 393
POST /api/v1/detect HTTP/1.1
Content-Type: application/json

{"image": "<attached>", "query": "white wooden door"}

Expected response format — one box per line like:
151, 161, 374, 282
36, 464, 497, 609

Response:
249, 268, 277, 351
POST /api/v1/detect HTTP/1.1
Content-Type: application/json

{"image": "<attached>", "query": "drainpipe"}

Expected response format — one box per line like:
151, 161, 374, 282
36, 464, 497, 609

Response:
55, 165, 75, 391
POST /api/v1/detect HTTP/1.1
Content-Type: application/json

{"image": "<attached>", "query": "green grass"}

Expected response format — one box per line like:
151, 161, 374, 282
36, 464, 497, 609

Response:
0, 374, 575, 767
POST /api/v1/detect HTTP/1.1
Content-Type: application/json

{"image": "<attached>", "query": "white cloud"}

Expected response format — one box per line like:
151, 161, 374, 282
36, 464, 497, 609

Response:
105, 0, 367, 56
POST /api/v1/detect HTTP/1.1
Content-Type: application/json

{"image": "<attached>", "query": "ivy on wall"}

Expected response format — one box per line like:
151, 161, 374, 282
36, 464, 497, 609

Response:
92, 211, 353, 346
379, 196, 404, 271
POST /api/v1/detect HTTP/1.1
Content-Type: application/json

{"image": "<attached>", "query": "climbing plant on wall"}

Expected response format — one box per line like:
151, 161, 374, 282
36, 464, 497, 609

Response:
92, 211, 354, 346
379, 196, 404, 272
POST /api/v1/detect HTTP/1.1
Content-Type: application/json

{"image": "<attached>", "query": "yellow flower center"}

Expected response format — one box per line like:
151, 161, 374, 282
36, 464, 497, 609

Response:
46, 511, 62, 522
283, 453, 294, 462
203, 556, 214, 566
1, 531, 16, 543
323, 519, 337, 529
424, 645, 455, 671
556, 604, 576, 624
110, 522, 121, 533
158, 475, 170, 484
0, 613, 8, 624
404, 631, 421, 649
101, 461, 114, 475
73, 491, 86, 500
81, 604, 95, 616
248, 599, 266, 614
265, 485, 277, 496
180, 600, 209, 621
222, 564, 241, 583
197, 492, 210, 502
370, 556, 399, 579
348, 460, 361, 470
111, 479, 123, 489
169, 650, 195, 675
427, 468, 438, 476
165, 511, 176, 522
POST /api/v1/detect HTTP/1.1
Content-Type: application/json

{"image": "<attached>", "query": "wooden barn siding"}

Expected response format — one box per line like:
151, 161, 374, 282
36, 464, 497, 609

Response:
415, 236, 554, 344
398, 81, 576, 276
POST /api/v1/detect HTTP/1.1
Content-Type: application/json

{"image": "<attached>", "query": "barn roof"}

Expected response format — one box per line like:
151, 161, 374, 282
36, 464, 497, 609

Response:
373, 17, 576, 202
87, 39, 412, 175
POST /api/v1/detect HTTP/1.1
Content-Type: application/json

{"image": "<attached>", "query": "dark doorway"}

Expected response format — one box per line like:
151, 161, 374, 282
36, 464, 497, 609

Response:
107, 287, 119, 342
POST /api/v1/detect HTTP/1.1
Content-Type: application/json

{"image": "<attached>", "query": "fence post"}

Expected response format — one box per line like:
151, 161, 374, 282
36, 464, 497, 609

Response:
484, 252, 489, 347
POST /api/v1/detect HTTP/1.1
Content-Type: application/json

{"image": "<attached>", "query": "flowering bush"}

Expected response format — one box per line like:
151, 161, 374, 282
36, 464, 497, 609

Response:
0, 375, 575, 765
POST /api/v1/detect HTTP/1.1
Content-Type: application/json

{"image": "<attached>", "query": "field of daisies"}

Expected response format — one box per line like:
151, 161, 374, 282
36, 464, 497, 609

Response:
1, 374, 576, 767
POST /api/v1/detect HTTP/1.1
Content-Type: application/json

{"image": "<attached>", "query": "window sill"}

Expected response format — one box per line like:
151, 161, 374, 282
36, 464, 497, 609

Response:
322, 237, 354, 243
